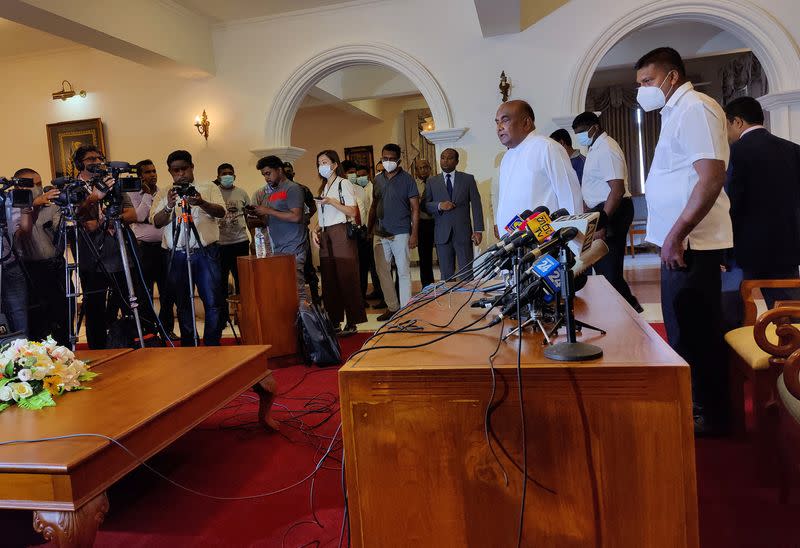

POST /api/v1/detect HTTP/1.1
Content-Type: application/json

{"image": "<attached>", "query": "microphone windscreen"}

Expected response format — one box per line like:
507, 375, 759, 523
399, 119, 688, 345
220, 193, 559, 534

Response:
550, 208, 570, 220
532, 205, 550, 216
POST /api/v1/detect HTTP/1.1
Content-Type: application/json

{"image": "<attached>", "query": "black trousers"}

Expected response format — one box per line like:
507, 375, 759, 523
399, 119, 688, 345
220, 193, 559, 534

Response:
25, 257, 69, 346
593, 198, 638, 307
357, 234, 381, 299
219, 240, 250, 295
80, 270, 129, 349
661, 249, 727, 422
137, 241, 175, 333
303, 231, 320, 301
418, 218, 435, 288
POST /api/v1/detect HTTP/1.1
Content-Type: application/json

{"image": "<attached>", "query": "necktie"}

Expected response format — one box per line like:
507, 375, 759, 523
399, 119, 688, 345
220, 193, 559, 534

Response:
446, 173, 453, 200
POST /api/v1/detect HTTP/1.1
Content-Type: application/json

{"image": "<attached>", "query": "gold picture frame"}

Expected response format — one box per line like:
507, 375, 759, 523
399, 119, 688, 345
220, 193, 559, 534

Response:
46, 118, 107, 179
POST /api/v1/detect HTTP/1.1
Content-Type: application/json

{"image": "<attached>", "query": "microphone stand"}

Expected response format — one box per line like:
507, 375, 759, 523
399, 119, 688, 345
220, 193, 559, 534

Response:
544, 246, 604, 361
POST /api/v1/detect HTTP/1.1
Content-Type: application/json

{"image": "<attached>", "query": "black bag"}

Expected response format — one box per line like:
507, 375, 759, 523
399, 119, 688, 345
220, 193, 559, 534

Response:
297, 302, 341, 366
338, 180, 366, 240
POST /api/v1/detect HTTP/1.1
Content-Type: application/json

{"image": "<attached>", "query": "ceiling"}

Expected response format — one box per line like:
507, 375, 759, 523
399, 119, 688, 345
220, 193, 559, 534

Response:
0, 18, 80, 59
171, 0, 358, 23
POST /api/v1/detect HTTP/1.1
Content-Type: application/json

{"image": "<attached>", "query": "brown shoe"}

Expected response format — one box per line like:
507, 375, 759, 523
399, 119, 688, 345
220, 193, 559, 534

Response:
376, 310, 395, 322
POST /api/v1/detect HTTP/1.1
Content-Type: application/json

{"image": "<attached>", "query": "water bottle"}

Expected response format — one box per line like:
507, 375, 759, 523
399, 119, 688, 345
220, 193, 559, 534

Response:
254, 228, 266, 258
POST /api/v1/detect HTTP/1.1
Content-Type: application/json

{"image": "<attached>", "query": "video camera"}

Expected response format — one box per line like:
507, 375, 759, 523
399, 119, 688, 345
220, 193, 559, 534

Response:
0, 177, 35, 209
172, 180, 198, 199
51, 177, 90, 208
86, 161, 142, 218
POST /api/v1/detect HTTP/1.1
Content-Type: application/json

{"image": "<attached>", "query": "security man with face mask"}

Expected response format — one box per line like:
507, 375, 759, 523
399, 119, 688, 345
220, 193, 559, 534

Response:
215, 163, 251, 297
635, 47, 732, 436
571, 112, 642, 313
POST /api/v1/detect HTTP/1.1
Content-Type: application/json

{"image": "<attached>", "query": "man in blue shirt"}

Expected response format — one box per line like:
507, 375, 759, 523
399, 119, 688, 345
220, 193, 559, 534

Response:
551, 129, 586, 183
368, 143, 420, 321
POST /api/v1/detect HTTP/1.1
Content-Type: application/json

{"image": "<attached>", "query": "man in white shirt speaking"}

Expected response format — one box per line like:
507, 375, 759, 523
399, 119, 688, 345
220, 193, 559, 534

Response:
636, 47, 733, 435
494, 100, 583, 236
571, 111, 643, 313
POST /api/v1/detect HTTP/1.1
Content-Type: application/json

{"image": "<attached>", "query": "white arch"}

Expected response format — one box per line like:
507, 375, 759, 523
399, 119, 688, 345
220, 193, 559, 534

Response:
565, 0, 800, 114
265, 42, 455, 148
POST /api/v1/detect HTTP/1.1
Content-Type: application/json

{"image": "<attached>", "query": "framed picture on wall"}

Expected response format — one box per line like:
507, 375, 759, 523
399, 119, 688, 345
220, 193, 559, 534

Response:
344, 145, 375, 179
46, 118, 107, 179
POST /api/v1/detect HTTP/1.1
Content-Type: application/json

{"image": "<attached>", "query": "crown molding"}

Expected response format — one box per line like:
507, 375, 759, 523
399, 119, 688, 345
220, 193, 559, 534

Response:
214, 0, 390, 29
758, 90, 800, 111
250, 146, 307, 163
421, 127, 469, 146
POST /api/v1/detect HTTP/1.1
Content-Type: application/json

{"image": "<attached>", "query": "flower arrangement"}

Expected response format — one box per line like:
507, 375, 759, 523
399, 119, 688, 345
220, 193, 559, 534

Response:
0, 337, 97, 413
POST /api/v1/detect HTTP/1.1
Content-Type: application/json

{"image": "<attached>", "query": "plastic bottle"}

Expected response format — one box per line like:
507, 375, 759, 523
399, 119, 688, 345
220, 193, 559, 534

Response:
254, 228, 266, 258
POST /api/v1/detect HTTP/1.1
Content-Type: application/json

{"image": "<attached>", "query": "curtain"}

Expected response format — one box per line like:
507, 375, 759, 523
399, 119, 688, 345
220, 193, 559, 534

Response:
403, 108, 437, 177
585, 85, 653, 195
720, 52, 768, 105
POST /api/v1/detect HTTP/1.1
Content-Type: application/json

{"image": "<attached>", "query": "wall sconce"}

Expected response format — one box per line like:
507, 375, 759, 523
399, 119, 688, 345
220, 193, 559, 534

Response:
52, 80, 86, 101
499, 71, 511, 102
420, 117, 435, 132
194, 110, 210, 141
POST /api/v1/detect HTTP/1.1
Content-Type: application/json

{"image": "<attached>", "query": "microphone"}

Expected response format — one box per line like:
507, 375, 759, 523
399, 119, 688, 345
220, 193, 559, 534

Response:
550, 212, 600, 258
520, 226, 579, 263
550, 208, 570, 220
571, 239, 609, 277
504, 209, 533, 234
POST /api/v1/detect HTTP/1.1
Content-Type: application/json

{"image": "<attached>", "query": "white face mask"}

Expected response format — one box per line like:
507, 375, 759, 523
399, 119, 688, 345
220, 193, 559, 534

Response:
382, 160, 398, 173
637, 70, 676, 112
318, 164, 333, 179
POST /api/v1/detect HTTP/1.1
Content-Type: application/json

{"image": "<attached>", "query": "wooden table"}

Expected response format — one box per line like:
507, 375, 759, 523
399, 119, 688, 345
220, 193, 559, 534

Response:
0, 345, 276, 547
339, 277, 699, 547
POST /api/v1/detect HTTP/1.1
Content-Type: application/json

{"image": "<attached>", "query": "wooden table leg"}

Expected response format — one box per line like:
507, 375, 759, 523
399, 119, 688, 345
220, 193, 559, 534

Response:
253, 370, 279, 431
33, 491, 109, 547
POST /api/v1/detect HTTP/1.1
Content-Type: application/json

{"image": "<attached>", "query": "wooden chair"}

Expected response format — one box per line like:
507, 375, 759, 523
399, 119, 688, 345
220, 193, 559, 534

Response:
776, 337, 800, 502
725, 281, 800, 481
626, 195, 647, 257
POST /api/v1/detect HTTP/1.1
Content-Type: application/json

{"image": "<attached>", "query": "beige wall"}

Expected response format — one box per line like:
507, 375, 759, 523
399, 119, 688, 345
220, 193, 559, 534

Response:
290, 94, 429, 193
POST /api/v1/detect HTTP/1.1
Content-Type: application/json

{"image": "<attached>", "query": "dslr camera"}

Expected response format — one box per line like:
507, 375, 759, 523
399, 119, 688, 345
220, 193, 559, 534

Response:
172, 180, 198, 199
0, 177, 34, 209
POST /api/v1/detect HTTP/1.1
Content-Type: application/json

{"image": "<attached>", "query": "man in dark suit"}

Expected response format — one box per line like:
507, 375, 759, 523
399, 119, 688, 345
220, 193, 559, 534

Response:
423, 148, 484, 280
725, 96, 800, 310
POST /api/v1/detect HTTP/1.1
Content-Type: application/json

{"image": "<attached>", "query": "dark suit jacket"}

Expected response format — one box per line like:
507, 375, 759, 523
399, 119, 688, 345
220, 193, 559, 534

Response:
422, 171, 484, 245
726, 128, 800, 270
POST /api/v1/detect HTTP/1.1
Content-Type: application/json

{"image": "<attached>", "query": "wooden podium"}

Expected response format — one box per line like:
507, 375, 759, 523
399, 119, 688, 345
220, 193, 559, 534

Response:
237, 254, 299, 357
339, 277, 699, 547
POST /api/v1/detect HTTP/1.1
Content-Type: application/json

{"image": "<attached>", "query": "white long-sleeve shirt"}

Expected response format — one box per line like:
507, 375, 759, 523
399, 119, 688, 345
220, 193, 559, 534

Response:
495, 132, 583, 231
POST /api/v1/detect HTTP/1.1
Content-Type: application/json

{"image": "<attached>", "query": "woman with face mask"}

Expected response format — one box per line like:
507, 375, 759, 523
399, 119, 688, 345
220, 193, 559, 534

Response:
216, 163, 251, 301
311, 150, 367, 335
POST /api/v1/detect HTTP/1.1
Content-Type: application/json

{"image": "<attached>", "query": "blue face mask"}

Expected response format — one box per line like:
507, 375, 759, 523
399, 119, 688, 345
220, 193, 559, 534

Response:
220, 174, 235, 188
576, 126, 596, 148
355, 176, 369, 188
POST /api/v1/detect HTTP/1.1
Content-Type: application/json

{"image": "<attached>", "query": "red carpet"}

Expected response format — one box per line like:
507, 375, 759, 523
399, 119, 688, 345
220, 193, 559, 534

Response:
3, 327, 799, 547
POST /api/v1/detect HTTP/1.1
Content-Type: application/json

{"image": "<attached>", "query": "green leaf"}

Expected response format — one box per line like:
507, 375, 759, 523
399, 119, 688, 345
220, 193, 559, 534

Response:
78, 371, 98, 382
0, 403, 9, 413
17, 390, 55, 410
3, 362, 13, 378
0, 378, 10, 388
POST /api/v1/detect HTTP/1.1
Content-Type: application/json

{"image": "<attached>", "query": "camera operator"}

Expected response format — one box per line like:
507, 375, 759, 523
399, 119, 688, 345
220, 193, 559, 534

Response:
72, 144, 137, 349
13, 168, 66, 344
0, 175, 30, 337
130, 159, 176, 338
151, 150, 226, 346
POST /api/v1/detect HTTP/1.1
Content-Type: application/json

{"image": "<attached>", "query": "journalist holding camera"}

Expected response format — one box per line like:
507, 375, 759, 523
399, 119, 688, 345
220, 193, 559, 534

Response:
72, 144, 137, 349
151, 150, 226, 347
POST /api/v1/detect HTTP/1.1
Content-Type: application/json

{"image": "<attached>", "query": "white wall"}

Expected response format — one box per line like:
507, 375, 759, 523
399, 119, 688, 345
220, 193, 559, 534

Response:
2, 0, 799, 237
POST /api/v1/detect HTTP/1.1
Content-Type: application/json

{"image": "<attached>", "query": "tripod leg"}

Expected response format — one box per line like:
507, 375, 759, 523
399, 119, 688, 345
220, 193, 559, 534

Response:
574, 319, 606, 335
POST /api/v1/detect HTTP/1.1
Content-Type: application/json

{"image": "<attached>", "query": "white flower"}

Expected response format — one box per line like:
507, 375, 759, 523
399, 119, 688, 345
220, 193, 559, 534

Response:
50, 346, 74, 362
9, 382, 33, 401
17, 368, 32, 382
0, 385, 12, 402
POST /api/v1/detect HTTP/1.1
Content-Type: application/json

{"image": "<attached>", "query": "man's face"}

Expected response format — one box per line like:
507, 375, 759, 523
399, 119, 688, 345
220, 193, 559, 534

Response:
80, 151, 104, 175
345, 167, 358, 176
635, 64, 678, 100
168, 160, 194, 184
440, 150, 458, 172
356, 168, 370, 180
726, 117, 745, 145
416, 161, 431, 180
495, 102, 533, 149
28, 172, 43, 187
139, 163, 157, 187
218, 167, 234, 178
261, 166, 282, 186
381, 149, 400, 173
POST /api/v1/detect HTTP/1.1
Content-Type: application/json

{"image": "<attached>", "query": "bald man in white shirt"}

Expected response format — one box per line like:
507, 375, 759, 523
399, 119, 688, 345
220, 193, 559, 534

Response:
636, 47, 732, 436
494, 100, 583, 236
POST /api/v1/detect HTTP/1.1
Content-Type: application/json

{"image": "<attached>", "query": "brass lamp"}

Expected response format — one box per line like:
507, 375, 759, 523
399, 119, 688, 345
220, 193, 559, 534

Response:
52, 80, 86, 101
194, 110, 210, 141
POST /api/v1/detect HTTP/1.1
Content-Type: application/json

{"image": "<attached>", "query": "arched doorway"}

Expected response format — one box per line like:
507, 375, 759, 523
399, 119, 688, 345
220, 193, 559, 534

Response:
563, 0, 800, 117
263, 42, 466, 155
